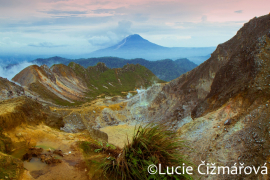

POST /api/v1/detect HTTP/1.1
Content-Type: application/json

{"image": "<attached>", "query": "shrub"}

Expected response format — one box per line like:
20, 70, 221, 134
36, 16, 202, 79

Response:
80, 140, 121, 158
101, 124, 193, 180
80, 141, 92, 153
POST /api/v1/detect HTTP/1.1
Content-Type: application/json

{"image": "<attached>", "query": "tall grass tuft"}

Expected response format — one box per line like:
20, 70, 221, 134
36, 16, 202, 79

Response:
101, 124, 193, 180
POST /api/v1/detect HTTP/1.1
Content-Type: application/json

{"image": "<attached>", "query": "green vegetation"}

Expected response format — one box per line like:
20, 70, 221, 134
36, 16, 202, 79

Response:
69, 62, 165, 100
79, 140, 121, 180
80, 140, 120, 156
79, 125, 193, 180
0, 152, 24, 180
26, 62, 164, 106
101, 124, 192, 180
34, 56, 197, 81
80, 141, 92, 154
74, 57, 197, 81
0, 133, 12, 153
93, 141, 117, 153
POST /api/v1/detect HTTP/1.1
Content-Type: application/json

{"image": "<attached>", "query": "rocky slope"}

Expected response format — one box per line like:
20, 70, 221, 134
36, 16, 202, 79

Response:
130, 14, 270, 179
0, 77, 25, 101
12, 64, 89, 104
73, 14, 270, 179
12, 62, 163, 105
135, 14, 270, 125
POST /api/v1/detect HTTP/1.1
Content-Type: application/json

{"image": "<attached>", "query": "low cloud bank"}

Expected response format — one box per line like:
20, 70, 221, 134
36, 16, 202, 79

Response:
0, 61, 34, 81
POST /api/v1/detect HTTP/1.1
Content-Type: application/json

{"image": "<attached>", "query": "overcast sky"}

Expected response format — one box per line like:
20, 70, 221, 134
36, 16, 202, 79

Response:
0, 0, 269, 56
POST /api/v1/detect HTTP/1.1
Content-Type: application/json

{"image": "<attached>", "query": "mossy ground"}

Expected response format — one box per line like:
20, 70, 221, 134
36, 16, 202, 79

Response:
79, 141, 110, 179
0, 152, 24, 180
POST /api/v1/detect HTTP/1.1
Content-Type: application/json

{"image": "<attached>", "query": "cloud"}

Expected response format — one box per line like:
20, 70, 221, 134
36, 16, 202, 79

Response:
45, 0, 71, 2
115, 20, 132, 35
201, 15, 207, 22
0, 37, 23, 48
92, 7, 125, 14
0, 61, 34, 80
87, 20, 133, 48
28, 16, 112, 26
1, 0, 269, 55
131, 13, 149, 22
0, 0, 34, 7
88, 36, 111, 46
28, 42, 67, 48
234, 10, 243, 13
41, 10, 88, 15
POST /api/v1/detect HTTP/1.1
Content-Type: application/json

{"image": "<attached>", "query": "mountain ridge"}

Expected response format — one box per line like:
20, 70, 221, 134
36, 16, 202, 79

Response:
32, 57, 197, 81
88, 34, 215, 60
12, 62, 164, 105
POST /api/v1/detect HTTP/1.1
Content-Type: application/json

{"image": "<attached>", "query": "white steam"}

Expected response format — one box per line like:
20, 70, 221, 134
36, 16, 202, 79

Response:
0, 61, 34, 80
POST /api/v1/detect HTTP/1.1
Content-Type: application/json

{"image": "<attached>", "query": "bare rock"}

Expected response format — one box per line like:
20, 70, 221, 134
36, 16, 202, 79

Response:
53, 149, 64, 157
224, 119, 231, 125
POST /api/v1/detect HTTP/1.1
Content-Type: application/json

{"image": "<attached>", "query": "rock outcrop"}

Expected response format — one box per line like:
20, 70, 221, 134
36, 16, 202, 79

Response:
0, 77, 24, 101
12, 64, 88, 104
0, 96, 65, 133
192, 15, 270, 118
0, 96, 47, 130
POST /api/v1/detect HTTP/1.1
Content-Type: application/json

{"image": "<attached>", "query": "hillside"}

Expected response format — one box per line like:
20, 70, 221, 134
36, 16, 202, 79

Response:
32, 57, 197, 81
109, 14, 270, 179
12, 62, 164, 105
0, 77, 25, 101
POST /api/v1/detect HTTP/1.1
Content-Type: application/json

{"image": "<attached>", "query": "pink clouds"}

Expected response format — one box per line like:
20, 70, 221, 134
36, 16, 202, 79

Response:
1, 0, 269, 22
0, 0, 269, 55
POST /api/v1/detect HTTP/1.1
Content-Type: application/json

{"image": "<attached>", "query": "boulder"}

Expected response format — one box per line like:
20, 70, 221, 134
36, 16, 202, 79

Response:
224, 119, 232, 125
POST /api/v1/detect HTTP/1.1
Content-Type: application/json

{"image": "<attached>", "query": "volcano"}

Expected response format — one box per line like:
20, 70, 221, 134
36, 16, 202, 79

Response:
88, 34, 215, 61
